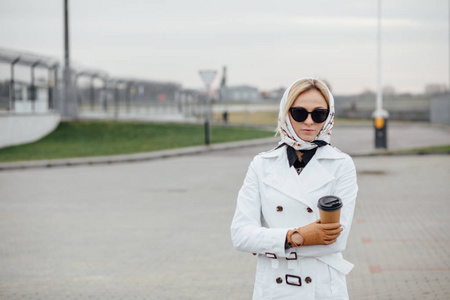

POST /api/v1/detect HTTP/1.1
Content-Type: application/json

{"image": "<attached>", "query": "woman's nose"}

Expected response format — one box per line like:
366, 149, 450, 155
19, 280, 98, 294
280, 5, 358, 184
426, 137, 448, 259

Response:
304, 114, 314, 124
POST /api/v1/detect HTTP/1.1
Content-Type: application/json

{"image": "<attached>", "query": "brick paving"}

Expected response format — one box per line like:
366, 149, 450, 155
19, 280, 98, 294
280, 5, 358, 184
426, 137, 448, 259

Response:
346, 154, 449, 300
0, 144, 449, 299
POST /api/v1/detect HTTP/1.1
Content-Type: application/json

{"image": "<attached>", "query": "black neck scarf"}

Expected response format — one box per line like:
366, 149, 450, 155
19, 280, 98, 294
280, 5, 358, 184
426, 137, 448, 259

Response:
279, 140, 328, 168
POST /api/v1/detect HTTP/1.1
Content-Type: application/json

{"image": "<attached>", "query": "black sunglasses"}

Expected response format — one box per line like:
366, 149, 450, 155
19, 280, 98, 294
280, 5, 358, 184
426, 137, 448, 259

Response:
289, 107, 329, 123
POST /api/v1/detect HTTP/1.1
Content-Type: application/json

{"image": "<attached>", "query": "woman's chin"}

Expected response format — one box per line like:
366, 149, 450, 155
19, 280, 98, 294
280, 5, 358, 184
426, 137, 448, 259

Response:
299, 135, 315, 142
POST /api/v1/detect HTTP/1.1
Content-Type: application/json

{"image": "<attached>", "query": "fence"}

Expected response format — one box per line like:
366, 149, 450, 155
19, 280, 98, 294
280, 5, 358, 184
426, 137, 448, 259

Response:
2, 49, 442, 125
0, 48, 212, 122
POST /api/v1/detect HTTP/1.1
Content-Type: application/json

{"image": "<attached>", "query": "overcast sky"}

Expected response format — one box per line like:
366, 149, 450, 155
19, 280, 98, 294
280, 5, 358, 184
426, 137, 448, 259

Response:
0, 0, 448, 94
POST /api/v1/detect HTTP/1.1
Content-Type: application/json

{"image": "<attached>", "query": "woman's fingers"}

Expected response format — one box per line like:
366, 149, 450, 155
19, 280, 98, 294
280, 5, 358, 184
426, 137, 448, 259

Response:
323, 232, 340, 239
324, 233, 340, 240
324, 238, 337, 245
321, 223, 341, 230
326, 228, 343, 235
322, 228, 343, 243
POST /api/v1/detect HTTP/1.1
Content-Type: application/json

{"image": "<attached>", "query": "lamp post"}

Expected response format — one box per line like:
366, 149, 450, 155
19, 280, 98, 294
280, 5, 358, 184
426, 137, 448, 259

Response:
220, 66, 228, 124
62, 0, 77, 118
373, 0, 388, 149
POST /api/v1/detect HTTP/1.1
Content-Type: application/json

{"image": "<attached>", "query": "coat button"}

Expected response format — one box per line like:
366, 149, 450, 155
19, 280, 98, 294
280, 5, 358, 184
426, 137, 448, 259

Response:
305, 277, 312, 284
276, 277, 283, 284
306, 207, 313, 213
276, 206, 283, 212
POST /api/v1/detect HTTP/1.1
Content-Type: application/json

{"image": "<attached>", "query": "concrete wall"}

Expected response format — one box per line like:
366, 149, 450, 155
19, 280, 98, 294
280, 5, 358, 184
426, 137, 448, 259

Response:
431, 95, 450, 125
335, 95, 430, 121
0, 113, 60, 148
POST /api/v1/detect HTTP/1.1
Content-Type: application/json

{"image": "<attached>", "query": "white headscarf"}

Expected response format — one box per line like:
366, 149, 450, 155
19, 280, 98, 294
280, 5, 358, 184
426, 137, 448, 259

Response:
278, 77, 335, 151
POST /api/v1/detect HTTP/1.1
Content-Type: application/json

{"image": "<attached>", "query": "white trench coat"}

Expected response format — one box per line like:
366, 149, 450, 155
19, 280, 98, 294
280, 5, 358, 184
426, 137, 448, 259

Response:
231, 145, 358, 300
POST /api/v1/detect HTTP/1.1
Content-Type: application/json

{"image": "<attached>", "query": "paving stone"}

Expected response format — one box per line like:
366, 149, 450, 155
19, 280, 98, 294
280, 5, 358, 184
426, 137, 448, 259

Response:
0, 144, 449, 299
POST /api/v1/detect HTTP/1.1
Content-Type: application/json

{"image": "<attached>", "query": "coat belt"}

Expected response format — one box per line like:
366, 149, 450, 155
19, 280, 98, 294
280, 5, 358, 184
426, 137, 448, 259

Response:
315, 254, 354, 275
263, 252, 354, 275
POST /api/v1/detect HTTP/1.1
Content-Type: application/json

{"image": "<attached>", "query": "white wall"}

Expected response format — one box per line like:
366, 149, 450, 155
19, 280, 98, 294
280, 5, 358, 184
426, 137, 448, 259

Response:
0, 113, 60, 148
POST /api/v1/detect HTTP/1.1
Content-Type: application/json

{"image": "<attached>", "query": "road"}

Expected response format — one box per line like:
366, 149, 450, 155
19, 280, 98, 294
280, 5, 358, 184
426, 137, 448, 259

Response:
0, 144, 449, 299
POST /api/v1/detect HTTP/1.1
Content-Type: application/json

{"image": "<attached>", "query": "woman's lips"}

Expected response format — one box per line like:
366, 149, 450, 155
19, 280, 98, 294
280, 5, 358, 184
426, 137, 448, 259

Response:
302, 129, 315, 132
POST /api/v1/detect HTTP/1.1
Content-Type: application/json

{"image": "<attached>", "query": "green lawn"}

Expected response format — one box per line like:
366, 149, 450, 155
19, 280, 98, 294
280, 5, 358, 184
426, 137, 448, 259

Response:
392, 144, 450, 154
0, 121, 274, 162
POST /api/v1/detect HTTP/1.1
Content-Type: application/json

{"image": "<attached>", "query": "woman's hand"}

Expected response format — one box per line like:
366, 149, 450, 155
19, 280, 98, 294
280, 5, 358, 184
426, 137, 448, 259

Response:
299, 220, 342, 246
287, 220, 343, 247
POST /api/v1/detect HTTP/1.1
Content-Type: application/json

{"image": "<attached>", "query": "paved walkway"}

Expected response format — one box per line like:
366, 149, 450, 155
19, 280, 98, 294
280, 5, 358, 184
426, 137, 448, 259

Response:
0, 142, 449, 299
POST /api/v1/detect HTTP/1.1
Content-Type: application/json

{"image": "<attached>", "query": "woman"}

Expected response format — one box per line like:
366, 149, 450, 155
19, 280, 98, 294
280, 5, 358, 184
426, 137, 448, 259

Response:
230, 78, 358, 300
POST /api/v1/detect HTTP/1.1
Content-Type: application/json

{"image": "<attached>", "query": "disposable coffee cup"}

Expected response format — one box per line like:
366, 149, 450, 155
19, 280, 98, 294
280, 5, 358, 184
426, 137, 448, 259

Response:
318, 195, 343, 224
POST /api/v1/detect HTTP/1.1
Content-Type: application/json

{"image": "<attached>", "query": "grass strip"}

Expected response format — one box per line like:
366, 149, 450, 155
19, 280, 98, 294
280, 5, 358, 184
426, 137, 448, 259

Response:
390, 144, 450, 155
0, 121, 274, 162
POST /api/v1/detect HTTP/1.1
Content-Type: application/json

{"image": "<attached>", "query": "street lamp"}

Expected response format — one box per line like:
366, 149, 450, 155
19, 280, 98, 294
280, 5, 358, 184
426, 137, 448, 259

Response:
373, 0, 388, 149
62, 0, 77, 118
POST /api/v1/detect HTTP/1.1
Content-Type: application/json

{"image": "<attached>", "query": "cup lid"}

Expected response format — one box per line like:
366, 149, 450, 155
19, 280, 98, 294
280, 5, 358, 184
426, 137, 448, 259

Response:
318, 195, 343, 211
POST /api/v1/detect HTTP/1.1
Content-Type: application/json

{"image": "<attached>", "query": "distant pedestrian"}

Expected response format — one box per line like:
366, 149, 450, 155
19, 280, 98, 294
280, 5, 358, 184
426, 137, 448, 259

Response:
231, 78, 358, 300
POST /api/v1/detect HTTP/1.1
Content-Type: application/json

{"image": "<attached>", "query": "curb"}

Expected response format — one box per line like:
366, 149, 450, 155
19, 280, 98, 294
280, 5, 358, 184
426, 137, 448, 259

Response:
350, 150, 450, 158
1, 137, 448, 171
0, 137, 279, 171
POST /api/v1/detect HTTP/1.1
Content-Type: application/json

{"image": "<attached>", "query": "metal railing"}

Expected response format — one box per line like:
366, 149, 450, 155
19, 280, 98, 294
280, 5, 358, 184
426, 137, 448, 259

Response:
0, 48, 59, 113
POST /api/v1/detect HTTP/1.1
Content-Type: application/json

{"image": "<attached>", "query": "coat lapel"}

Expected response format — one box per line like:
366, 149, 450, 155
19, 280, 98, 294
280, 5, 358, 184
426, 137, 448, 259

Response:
262, 150, 310, 206
262, 145, 345, 205
298, 155, 334, 193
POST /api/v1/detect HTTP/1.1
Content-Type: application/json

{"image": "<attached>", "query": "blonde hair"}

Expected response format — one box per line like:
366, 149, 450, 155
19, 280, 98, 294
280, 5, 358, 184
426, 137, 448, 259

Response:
276, 79, 330, 135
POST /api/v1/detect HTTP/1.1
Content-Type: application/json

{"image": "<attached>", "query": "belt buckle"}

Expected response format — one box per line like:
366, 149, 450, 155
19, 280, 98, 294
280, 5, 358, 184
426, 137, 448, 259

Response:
265, 252, 277, 259
286, 252, 297, 260
285, 274, 301, 286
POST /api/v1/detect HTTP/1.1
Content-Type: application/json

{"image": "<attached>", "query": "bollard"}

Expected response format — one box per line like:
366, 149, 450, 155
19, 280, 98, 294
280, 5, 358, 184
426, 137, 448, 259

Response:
205, 120, 211, 145
373, 110, 389, 149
